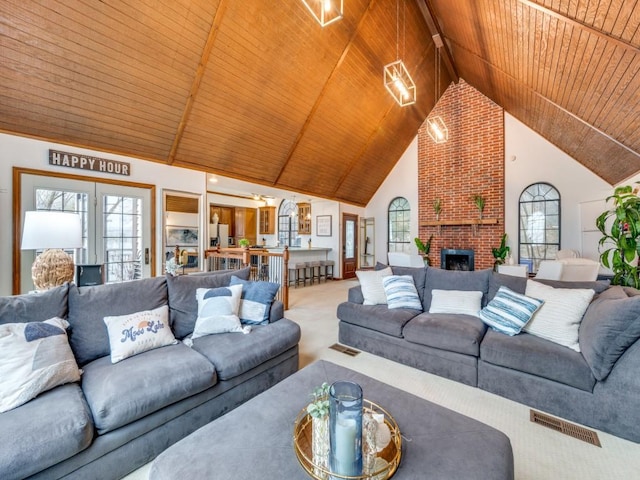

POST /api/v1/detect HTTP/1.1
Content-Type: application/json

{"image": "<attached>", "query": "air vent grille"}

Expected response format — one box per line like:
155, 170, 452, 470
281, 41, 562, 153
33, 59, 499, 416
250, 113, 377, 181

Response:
329, 344, 360, 357
530, 410, 601, 447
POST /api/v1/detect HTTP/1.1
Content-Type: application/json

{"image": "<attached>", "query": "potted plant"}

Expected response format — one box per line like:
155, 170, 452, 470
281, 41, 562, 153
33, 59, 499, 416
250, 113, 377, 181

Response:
472, 194, 486, 220
414, 235, 434, 266
433, 198, 442, 220
492, 233, 510, 271
238, 238, 251, 248
596, 184, 640, 288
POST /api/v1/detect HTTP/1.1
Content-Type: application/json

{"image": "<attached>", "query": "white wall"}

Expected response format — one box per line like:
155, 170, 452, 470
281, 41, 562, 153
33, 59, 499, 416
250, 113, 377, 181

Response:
0, 133, 205, 296
365, 116, 620, 265
364, 138, 419, 265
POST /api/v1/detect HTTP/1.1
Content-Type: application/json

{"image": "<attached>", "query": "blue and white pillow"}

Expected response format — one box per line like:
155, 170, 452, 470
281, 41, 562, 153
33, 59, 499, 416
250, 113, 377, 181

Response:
189, 284, 248, 342
230, 276, 280, 325
382, 275, 422, 311
479, 286, 544, 336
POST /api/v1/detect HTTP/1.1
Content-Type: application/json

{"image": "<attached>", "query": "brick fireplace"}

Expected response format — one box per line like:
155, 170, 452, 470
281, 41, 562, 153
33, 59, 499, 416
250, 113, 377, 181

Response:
441, 249, 475, 271
417, 80, 504, 270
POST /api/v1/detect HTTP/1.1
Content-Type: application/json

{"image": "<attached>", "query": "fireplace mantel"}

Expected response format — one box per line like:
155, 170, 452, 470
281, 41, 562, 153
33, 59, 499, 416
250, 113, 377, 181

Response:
420, 218, 499, 227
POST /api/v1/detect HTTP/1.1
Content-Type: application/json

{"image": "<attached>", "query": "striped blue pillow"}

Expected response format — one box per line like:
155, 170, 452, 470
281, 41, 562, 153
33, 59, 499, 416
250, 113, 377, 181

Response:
479, 286, 544, 336
382, 275, 423, 311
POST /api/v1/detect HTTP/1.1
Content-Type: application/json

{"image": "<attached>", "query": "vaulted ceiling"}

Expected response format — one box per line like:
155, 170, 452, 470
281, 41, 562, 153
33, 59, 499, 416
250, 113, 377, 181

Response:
1, 1, 639, 206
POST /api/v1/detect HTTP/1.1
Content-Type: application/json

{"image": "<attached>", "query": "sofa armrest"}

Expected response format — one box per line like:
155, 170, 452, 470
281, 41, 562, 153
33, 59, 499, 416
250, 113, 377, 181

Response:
269, 300, 285, 322
348, 286, 364, 304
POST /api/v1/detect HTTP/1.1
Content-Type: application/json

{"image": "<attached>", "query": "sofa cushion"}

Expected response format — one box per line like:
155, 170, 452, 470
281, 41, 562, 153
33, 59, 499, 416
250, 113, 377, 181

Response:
523, 280, 594, 352
356, 267, 393, 305
479, 286, 544, 336
480, 329, 596, 391
403, 312, 487, 356
423, 268, 491, 311
0, 317, 81, 412
382, 275, 422, 311
0, 283, 68, 325
81, 342, 216, 434
166, 267, 251, 339
488, 272, 610, 300
0, 384, 93, 480
579, 286, 640, 381
230, 276, 280, 325
104, 305, 177, 363
336, 302, 419, 338
68, 277, 168, 366
429, 289, 483, 317
190, 318, 301, 380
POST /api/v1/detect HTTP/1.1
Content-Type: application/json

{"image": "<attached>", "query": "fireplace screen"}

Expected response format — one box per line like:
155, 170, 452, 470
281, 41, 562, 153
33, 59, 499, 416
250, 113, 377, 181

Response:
441, 249, 474, 271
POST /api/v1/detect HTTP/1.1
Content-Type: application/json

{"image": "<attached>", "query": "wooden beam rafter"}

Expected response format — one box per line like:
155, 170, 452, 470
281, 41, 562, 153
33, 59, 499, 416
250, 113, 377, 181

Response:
415, 0, 459, 82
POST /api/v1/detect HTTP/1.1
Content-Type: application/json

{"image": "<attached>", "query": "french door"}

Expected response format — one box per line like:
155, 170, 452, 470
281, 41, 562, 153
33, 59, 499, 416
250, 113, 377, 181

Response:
342, 213, 358, 279
19, 173, 152, 293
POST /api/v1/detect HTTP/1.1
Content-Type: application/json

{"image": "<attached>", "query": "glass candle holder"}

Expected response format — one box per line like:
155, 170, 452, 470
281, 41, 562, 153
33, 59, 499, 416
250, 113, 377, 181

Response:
329, 381, 363, 477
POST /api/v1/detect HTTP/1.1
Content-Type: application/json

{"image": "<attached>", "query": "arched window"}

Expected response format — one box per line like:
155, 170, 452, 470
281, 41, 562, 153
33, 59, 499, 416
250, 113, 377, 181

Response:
388, 197, 411, 253
278, 199, 300, 247
519, 183, 560, 273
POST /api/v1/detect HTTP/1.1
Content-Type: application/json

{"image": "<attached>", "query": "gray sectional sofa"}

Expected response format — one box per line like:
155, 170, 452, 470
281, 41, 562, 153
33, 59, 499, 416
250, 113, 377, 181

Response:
0, 267, 301, 480
337, 265, 640, 443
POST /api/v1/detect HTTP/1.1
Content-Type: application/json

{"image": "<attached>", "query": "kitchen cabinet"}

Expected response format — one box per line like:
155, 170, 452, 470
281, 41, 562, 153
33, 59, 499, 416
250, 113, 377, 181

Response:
297, 202, 311, 235
259, 206, 276, 235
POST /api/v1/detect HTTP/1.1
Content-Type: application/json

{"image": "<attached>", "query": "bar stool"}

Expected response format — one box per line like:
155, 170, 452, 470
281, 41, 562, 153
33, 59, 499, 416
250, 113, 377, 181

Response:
288, 262, 307, 288
321, 260, 334, 280
307, 260, 321, 284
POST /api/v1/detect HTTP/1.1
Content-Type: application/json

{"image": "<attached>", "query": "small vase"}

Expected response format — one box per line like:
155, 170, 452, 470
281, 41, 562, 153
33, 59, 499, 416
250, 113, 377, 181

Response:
329, 381, 363, 477
312, 414, 330, 479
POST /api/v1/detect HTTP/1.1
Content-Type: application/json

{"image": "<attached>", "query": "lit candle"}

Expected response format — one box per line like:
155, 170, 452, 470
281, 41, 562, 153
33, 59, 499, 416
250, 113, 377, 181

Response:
333, 417, 357, 474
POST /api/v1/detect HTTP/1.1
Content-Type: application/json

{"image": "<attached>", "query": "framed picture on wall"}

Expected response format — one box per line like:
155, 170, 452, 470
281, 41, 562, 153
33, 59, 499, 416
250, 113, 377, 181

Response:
316, 215, 332, 237
166, 227, 198, 246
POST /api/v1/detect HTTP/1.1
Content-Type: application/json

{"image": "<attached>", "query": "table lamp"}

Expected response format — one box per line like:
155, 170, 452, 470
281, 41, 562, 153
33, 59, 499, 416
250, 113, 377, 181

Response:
21, 211, 83, 291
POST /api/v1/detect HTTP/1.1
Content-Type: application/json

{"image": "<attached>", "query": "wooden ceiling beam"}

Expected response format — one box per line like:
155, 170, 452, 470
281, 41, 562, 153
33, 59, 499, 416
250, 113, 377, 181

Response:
167, 0, 229, 165
518, 0, 640, 56
273, 0, 379, 186
415, 0, 459, 82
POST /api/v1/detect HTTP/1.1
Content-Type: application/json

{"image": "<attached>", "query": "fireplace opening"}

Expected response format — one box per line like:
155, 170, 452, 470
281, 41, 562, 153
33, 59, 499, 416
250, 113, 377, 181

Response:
441, 249, 475, 271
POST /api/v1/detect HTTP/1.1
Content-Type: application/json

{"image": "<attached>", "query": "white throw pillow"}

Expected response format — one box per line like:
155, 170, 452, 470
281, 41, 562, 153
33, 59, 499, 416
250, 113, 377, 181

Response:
356, 267, 393, 305
429, 289, 483, 317
189, 284, 249, 342
523, 280, 595, 351
0, 317, 81, 413
104, 305, 177, 364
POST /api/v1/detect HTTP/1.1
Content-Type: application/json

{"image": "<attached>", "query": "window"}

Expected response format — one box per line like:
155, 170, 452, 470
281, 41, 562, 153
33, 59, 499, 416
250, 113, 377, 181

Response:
278, 199, 300, 247
388, 197, 411, 253
519, 183, 560, 272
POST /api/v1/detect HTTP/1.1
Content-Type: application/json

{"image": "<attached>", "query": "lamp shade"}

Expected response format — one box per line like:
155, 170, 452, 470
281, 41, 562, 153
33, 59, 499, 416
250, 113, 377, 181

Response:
21, 211, 83, 250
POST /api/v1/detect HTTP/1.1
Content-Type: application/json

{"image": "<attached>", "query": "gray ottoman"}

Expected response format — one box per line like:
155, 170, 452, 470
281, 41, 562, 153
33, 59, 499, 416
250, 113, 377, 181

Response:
150, 360, 513, 479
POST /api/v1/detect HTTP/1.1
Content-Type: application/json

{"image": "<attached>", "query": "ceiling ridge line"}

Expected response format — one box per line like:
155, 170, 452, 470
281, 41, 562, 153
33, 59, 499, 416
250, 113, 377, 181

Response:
518, 0, 640, 57
331, 43, 434, 199
272, 0, 379, 186
167, 0, 229, 165
415, 0, 459, 82
450, 39, 640, 162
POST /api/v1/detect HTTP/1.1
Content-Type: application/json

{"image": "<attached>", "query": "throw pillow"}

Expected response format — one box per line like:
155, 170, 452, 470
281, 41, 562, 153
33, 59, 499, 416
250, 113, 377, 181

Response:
479, 286, 544, 336
356, 267, 393, 305
579, 286, 640, 380
0, 317, 81, 413
429, 289, 483, 317
104, 305, 177, 364
190, 284, 249, 342
382, 275, 422, 310
230, 276, 280, 325
523, 280, 595, 351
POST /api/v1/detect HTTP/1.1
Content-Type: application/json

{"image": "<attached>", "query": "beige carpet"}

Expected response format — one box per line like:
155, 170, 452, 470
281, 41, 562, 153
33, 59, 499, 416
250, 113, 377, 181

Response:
125, 279, 640, 480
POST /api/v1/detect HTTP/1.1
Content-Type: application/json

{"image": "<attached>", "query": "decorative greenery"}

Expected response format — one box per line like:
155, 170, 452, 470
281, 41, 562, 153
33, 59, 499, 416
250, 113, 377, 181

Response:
596, 185, 640, 288
433, 198, 442, 217
165, 257, 180, 276
492, 233, 510, 269
472, 194, 486, 217
238, 238, 251, 248
415, 235, 434, 266
306, 382, 330, 418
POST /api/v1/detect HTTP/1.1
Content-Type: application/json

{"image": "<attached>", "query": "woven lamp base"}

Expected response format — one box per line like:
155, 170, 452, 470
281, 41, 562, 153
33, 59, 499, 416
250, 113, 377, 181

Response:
32, 248, 75, 291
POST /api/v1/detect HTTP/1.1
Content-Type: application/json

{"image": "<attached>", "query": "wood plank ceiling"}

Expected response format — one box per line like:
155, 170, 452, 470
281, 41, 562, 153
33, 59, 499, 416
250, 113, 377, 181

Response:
1, 1, 639, 206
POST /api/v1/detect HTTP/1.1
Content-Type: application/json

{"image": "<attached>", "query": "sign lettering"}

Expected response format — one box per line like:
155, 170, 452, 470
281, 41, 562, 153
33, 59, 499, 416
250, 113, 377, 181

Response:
49, 150, 130, 176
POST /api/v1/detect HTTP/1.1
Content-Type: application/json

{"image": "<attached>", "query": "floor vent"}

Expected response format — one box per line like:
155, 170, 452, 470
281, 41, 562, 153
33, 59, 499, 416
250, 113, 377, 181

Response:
329, 343, 361, 357
530, 410, 601, 447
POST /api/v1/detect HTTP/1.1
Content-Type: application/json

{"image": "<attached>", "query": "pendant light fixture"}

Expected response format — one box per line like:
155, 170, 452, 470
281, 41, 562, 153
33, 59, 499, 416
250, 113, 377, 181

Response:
383, 0, 416, 107
301, 0, 343, 27
427, 34, 448, 143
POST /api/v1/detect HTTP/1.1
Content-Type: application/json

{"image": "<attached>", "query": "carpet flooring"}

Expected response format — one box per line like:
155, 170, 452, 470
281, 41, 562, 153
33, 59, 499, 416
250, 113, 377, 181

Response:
124, 279, 640, 480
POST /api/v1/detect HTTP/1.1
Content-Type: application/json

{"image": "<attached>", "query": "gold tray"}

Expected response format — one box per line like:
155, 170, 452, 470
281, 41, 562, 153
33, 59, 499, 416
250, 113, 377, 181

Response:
293, 399, 402, 480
